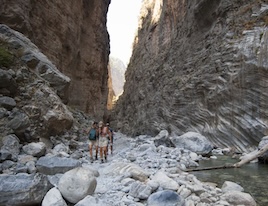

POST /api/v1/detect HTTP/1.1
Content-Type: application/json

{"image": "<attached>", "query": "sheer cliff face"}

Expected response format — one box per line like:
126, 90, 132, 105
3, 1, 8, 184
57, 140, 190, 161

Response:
0, 0, 110, 119
114, 0, 268, 152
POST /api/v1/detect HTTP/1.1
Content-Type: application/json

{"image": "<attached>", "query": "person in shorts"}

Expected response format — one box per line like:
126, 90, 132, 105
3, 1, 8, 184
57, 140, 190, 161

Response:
98, 121, 111, 163
87, 121, 99, 163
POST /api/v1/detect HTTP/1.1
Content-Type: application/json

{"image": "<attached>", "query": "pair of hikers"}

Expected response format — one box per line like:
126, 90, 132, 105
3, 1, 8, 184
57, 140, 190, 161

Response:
87, 121, 113, 163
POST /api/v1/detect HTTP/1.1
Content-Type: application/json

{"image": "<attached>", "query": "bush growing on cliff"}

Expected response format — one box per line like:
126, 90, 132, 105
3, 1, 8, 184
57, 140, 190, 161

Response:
0, 45, 13, 68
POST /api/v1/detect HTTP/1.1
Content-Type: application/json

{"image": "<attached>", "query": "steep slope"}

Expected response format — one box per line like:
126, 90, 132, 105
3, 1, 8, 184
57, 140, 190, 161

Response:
0, 0, 110, 119
114, 0, 268, 152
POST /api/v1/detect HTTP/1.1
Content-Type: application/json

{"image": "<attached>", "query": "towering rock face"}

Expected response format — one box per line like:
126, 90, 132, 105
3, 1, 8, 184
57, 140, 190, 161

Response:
0, 0, 110, 119
114, 0, 268, 152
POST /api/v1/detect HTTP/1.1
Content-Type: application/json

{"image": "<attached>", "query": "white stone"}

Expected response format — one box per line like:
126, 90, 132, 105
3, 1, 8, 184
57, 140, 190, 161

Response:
58, 167, 97, 204
42, 187, 67, 206
151, 171, 179, 191
221, 181, 244, 193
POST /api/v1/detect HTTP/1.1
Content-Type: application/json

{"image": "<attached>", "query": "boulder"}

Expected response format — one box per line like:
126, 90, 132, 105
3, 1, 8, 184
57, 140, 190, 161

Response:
151, 171, 179, 191
42, 187, 67, 206
0, 68, 17, 95
0, 134, 20, 162
0, 173, 52, 206
222, 191, 257, 206
103, 162, 150, 182
171, 132, 213, 155
43, 107, 73, 135
129, 181, 153, 199
147, 190, 185, 206
22, 142, 46, 157
221, 181, 244, 193
75, 196, 107, 206
0, 96, 16, 110
6, 110, 30, 136
58, 167, 97, 204
154, 130, 175, 147
36, 156, 81, 175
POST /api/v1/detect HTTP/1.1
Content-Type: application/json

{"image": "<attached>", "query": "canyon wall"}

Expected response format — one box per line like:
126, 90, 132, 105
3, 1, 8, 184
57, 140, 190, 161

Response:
114, 0, 268, 152
0, 0, 110, 119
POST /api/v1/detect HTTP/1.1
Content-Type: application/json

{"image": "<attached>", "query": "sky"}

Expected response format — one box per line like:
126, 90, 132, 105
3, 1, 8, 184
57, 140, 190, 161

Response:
107, 0, 142, 66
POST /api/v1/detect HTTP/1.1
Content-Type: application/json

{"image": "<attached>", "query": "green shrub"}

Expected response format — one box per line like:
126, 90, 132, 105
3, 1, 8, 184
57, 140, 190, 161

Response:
0, 46, 13, 68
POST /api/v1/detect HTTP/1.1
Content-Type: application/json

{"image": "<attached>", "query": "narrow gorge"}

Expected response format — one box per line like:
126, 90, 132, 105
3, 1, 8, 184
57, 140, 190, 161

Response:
1, 0, 268, 205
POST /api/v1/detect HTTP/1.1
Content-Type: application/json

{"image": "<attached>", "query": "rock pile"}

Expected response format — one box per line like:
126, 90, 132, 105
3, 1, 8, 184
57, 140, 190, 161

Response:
0, 130, 257, 206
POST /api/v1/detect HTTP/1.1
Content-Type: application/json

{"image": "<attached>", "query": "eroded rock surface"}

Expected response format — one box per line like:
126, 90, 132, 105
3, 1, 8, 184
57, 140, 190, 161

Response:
0, 0, 110, 118
114, 0, 268, 152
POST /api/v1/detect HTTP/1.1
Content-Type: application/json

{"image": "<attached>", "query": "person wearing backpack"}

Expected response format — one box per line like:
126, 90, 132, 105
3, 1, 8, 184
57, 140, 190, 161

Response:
87, 121, 99, 163
98, 121, 111, 163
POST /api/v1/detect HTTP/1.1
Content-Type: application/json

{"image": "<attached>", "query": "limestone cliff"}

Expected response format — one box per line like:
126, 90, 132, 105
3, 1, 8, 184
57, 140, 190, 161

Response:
114, 0, 268, 152
0, 0, 110, 119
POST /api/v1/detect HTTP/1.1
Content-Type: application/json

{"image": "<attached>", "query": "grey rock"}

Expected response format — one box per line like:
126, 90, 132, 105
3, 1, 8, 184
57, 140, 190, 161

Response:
0, 134, 20, 161
0, 68, 17, 95
221, 181, 244, 193
1, 160, 15, 170
154, 130, 175, 148
103, 162, 150, 182
151, 171, 179, 191
147, 190, 185, 206
6, 111, 30, 135
75, 195, 107, 206
171, 132, 213, 155
0, 96, 16, 110
22, 142, 46, 157
129, 181, 153, 199
36, 156, 81, 175
26, 161, 37, 174
222, 191, 257, 206
0, 173, 52, 206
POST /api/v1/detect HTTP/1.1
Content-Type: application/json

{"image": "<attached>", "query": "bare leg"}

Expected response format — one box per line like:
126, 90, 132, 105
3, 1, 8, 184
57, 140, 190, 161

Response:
104, 147, 107, 161
100, 147, 103, 162
110, 144, 113, 154
95, 146, 98, 160
89, 144, 93, 163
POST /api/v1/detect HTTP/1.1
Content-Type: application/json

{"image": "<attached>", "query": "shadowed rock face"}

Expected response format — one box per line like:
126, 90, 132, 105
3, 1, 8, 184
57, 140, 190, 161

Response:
114, 0, 268, 152
0, 0, 110, 119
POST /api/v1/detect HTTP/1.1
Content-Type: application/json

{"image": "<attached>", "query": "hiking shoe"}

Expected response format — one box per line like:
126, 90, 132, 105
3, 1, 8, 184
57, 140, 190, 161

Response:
95, 155, 98, 160
101, 159, 104, 163
104, 155, 107, 161
90, 158, 93, 163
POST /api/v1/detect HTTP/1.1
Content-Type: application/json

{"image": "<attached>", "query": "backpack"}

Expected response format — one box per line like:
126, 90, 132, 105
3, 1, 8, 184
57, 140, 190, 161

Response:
88, 128, 97, 140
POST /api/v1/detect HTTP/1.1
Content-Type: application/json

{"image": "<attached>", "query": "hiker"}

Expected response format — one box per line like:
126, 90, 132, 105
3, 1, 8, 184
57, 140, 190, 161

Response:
98, 121, 111, 163
87, 121, 99, 163
106, 123, 114, 154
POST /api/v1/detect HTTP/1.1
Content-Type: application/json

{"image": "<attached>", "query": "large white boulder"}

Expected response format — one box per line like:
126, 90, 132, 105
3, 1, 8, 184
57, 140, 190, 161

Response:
58, 167, 97, 204
171, 132, 213, 155
42, 187, 67, 206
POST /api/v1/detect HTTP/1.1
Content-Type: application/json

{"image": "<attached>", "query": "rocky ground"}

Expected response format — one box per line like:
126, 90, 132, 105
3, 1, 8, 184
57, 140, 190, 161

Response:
0, 128, 258, 206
